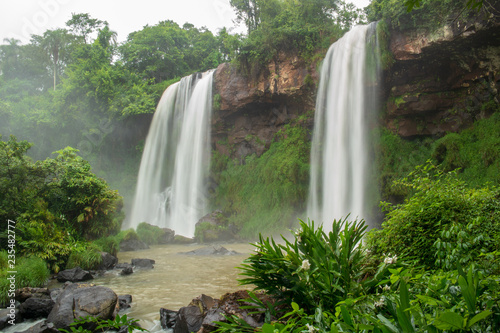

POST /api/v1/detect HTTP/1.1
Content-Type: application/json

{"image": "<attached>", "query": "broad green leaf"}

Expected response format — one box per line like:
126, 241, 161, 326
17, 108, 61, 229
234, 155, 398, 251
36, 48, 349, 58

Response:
468, 310, 492, 328
261, 323, 275, 333
434, 311, 465, 330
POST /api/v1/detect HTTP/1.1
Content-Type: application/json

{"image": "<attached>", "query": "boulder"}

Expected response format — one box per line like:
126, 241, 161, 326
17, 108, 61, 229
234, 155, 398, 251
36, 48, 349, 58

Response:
120, 267, 134, 275
47, 283, 118, 331
195, 210, 237, 243
118, 295, 132, 311
15, 320, 59, 333
115, 263, 133, 270
19, 297, 55, 319
56, 267, 93, 283
159, 228, 176, 244
120, 239, 149, 252
49, 288, 63, 303
178, 245, 239, 256
98, 252, 118, 270
173, 235, 196, 244
131, 258, 155, 269
160, 308, 178, 330
174, 306, 203, 333
15, 287, 50, 303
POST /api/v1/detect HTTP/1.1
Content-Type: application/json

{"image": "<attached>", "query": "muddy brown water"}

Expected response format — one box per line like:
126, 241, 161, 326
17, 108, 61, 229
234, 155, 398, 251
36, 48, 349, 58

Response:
94, 243, 254, 330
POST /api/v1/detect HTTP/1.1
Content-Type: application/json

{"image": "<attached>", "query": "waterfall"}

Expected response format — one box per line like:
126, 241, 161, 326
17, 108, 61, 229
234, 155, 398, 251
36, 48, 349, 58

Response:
127, 71, 214, 237
308, 23, 379, 231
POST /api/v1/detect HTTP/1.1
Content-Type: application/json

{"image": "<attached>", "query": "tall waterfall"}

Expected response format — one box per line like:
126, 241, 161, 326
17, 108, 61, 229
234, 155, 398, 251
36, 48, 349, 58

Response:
128, 71, 214, 237
308, 23, 379, 230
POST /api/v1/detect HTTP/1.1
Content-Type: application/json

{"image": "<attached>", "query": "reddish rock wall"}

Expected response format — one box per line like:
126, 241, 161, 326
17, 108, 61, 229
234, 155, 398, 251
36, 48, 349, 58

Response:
212, 52, 317, 160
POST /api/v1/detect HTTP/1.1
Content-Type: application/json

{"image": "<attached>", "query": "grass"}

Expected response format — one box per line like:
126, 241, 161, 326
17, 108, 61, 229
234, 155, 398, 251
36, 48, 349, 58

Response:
0, 253, 50, 307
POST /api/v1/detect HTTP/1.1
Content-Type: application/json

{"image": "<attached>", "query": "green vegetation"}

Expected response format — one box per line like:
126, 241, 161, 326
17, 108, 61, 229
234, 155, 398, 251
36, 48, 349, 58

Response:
0, 253, 50, 306
367, 0, 486, 31
66, 242, 103, 270
367, 161, 500, 270
213, 116, 310, 238
230, 0, 364, 72
0, 135, 123, 272
217, 197, 499, 332
59, 314, 146, 333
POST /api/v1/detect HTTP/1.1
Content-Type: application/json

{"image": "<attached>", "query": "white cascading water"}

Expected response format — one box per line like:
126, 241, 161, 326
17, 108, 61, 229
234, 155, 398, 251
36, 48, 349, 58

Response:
127, 71, 214, 237
308, 23, 379, 231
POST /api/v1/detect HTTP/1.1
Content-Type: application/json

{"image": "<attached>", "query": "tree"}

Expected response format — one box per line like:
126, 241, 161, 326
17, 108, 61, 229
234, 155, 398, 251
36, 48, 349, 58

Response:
405, 0, 483, 11
32, 29, 72, 90
230, 0, 262, 34
66, 13, 106, 44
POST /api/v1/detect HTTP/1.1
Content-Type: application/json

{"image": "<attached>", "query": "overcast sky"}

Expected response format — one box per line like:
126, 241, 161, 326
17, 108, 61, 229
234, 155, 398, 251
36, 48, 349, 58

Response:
0, 0, 371, 45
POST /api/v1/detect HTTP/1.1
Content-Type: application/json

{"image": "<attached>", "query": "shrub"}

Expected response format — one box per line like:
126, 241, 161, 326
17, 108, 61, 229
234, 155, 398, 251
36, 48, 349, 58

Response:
367, 161, 500, 270
66, 242, 103, 270
136, 222, 163, 245
93, 235, 120, 257
239, 218, 375, 312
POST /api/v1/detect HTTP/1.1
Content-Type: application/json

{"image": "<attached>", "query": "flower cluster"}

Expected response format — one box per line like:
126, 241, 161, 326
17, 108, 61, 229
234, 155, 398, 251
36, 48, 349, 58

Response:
301, 259, 311, 271
384, 254, 398, 265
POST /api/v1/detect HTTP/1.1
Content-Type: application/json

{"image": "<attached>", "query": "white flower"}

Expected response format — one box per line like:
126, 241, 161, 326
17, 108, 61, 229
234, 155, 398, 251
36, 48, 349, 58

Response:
306, 323, 316, 333
383, 284, 391, 292
301, 259, 311, 271
374, 296, 385, 308
384, 255, 398, 265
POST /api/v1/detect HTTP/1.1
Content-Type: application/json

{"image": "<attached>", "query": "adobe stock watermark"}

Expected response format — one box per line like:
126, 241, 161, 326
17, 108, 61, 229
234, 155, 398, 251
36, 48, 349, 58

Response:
77, 119, 114, 158
9, 0, 73, 42
5, 219, 17, 326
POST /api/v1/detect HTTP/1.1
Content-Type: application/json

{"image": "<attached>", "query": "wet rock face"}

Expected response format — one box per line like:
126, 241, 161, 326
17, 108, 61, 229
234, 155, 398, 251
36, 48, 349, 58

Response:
47, 283, 118, 331
213, 52, 316, 161
160, 291, 276, 333
383, 8, 500, 137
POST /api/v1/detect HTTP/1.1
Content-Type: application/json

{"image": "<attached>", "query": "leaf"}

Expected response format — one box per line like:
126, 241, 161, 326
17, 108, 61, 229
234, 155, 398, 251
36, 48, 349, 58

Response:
434, 311, 465, 330
261, 323, 275, 333
376, 314, 399, 333
415, 295, 441, 306
467, 310, 492, 328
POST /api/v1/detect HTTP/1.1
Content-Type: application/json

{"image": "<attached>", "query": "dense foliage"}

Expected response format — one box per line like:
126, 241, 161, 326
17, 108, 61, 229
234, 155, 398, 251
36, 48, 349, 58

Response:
0, 136, 123, 271
213, 116, 311, 238
218, 212, 499, 332
367, 162, 500, 271
231, 0, 364, 72
367, 0, 488, 31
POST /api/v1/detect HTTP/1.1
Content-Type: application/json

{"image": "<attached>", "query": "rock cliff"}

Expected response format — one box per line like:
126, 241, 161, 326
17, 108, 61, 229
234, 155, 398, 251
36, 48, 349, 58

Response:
382, 7, 500, 137
212, 52, 317, 160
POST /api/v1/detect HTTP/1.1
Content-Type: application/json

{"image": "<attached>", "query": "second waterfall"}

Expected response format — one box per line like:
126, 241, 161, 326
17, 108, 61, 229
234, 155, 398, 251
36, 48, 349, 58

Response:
308, 23, 380, 230
128, 71, 214, 237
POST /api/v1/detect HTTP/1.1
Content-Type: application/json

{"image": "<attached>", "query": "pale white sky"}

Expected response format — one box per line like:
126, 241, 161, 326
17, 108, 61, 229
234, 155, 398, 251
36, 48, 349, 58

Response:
0, 0, 371, 45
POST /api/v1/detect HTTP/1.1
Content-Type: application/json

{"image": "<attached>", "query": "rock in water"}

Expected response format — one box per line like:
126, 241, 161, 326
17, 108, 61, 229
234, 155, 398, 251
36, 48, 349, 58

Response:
178, 245, 239, 256
19, 297, 55, 319
131, 258, 155, 269
119, 238, 149, 251
47, 283, 118, 330
98, 252, 118, 270
56, 267, 93, 282
174, 306, 203, 333
160, 308, 178, 329
118, 295, 133, 310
